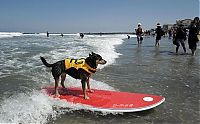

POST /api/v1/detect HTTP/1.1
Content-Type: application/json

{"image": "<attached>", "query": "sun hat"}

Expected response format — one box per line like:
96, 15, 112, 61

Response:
157, 23, 161, 27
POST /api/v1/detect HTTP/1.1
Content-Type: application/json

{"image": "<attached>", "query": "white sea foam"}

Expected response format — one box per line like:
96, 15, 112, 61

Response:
0, 32, 23, 38
0, 34, 132, 123
0, 90, 78, 123
0, 87, 120, 123
0, 77, 117, 123
30, 33, 79, 36
83, 34, 127, 68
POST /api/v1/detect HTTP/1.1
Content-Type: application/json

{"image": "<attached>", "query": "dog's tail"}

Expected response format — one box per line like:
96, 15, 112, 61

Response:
40, 56, 53, 67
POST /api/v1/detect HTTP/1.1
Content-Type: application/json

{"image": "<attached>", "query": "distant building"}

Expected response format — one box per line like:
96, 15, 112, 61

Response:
176, 19, 192, 28
163, 24, 174, 32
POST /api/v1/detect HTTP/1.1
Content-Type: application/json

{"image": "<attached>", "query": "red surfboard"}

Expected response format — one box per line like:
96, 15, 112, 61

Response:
42, 86, 165, 112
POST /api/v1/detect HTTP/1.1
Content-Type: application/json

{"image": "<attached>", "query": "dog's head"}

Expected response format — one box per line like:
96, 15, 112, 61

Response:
88, 52, 107, 65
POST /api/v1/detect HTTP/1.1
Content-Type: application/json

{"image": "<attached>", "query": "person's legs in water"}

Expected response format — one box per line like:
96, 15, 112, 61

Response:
192, 48, 196, 56
155, 40, 160, 46
137, 36, 140, 44
176, 42, 180, 54
180, 39, 186, 53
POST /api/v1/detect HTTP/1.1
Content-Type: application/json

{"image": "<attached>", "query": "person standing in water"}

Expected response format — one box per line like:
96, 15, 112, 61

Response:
188, 17, 200, 56
174, 23, 187, 54
168, 28, 173, 39
135, 23, 143, 44
155, 23, 164, 46
47, 31, 49, 37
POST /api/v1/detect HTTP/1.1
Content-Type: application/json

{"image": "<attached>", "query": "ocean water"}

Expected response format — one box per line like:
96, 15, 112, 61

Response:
0, 32, 133, 123
0, 33, 199, 124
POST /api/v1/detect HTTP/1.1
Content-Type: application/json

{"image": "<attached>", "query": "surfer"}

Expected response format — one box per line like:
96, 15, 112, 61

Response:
127, 35, 130, 39
80, 33, 84, 38
188, 17, 200, 56
155, 23, 164, 46
135, 23, 143, 44
47, 31, 49, 37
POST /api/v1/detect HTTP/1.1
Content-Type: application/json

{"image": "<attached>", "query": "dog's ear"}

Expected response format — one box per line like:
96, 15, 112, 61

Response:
89, 52, 95, 57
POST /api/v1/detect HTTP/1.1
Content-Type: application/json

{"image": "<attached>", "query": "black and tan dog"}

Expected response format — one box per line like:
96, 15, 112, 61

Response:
40, 52, 107, 99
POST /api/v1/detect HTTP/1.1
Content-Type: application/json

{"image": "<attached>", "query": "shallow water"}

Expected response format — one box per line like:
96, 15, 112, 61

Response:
0, 34, 199, 124
93, 37, 200, 124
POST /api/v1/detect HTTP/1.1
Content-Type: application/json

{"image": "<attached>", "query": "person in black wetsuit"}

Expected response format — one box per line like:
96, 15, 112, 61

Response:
188, 17, 200, 56
47, 31, 49, 37
155, 23, 164, 46
80, 33, 84, 38
174, 23, 187, 54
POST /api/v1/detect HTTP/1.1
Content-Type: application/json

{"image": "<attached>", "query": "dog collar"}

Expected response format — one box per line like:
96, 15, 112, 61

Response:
83, 63, 96, 74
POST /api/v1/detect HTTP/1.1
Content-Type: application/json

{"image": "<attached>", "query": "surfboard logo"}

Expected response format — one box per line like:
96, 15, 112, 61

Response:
113, 104, 134, 108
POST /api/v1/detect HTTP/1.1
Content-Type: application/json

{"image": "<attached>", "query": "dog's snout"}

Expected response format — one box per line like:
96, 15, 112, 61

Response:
101, 59, 107, 64
97, 59, 107, 65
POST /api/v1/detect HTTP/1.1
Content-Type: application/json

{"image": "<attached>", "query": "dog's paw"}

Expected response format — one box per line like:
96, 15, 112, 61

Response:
88, 89, 94, 93
84, 96, 90, 100
61, 86, 66, 89
54, 94, 60, 98
61, 84, 66, 89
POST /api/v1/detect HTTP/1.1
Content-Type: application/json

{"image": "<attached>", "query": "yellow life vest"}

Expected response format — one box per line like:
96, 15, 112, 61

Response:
64, 58, 96, 74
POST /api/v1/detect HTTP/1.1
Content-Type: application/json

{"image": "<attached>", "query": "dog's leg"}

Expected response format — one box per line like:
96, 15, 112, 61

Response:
80, 74, 89, 99
61, 73, 66, 88
86, 76, 94, 93
54, 77, 60, 97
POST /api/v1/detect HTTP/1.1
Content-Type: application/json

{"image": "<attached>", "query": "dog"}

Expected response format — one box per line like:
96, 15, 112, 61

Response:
40, 52, 107, 99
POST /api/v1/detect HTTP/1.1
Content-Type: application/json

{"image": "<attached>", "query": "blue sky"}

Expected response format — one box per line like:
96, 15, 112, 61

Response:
0, 0, 199, 33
